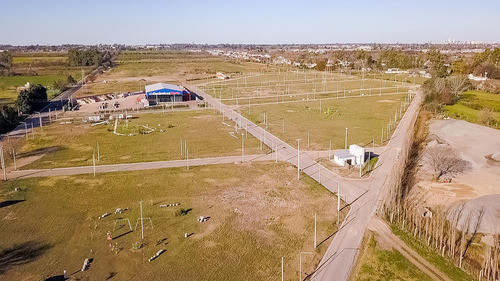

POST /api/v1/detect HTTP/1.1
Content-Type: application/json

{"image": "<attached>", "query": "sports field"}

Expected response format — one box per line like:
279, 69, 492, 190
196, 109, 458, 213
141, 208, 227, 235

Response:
0, 162, 346, 281
5, 110, 267, 170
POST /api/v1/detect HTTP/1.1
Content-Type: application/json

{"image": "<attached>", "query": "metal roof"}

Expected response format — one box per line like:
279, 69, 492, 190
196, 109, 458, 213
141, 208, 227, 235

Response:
334, 150, 355, 159
145, 83, 183, 93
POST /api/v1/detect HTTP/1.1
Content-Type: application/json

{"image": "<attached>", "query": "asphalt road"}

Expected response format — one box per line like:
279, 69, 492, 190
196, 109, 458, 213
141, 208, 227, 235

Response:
7, 82, 83, 138
7, 154, 274, 179
188, 83, 422, 281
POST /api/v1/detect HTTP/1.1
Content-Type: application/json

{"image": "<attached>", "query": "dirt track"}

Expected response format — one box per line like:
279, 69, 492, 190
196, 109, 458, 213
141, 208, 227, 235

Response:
368, 218, 453, 281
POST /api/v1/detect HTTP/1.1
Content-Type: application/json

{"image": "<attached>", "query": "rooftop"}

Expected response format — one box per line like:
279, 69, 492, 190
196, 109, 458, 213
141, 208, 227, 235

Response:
145, 83, 183, 93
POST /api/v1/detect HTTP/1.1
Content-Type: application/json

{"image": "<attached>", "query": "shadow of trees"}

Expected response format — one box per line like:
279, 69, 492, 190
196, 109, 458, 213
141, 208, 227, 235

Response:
0, 241, 51, 274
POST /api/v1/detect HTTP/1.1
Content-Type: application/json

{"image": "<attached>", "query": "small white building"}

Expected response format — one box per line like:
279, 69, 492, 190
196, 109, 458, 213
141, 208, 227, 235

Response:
333, 144, 365, 167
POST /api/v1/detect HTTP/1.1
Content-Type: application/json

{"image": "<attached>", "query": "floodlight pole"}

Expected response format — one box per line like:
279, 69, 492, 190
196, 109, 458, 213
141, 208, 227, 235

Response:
241, 133, 244, 162
281, 257, 284, 281
12, 148, 16, 170
314, 212, 317, 249
21, 122, 28, 139
92, 149, 96, 177
337, 183, 340, 225
296, 139, 300, 180
36, 111, 42, 130
97, 142, 100, 162
345, 128, 348, 150
299, 252, 314, 281
329, 139, 332, 160
1, 146, 6, 181
318, 162, 321, 184
140, 201, 144, 240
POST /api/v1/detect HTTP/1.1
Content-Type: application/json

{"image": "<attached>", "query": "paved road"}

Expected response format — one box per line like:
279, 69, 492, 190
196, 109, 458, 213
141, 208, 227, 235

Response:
7, 154, 274, 179
188, 83, 422, 281
6, 82, 83, 138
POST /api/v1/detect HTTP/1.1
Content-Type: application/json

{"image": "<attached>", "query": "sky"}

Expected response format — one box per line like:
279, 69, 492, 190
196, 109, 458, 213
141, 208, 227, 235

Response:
1, 0, 499, 45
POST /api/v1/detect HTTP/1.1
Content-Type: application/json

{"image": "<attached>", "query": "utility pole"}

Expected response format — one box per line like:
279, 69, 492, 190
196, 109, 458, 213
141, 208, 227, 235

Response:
186, 149, 189, 170
92, 149, 96, 177
96, 142, 100, 162
282, 119, 285, 135
30, 123, 34, 139
180, 138, 183, 156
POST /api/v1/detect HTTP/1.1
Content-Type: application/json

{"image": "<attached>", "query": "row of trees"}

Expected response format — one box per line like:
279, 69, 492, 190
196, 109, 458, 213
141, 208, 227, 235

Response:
67, 48, 118, 68
382, 115, 498, 280
452, 48, 500, 79
0, 50, 13, 76
422, 75, 473, 111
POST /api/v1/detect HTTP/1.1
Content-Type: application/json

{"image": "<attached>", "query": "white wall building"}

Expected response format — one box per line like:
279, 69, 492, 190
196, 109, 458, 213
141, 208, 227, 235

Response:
333, 144, 365, 167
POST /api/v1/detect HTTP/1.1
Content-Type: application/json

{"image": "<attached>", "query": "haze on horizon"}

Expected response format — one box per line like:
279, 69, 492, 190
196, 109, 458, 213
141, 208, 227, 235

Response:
1, 0, 499, 45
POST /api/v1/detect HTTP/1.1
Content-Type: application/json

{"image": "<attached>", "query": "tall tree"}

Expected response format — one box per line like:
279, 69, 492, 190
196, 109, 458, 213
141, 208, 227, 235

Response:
16, 84, 48, 114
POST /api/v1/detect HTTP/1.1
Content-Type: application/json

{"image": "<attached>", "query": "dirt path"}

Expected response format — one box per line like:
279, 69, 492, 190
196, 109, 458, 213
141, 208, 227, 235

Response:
368, 217, 453, 281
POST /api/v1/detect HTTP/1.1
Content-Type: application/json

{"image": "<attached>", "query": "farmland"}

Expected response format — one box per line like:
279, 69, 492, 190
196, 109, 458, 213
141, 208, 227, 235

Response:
0, 52, 90, 104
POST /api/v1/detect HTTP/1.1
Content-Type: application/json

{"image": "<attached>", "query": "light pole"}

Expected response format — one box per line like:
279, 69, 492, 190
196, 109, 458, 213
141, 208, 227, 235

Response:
35, 111, 42, 130
345, 127, 348, 150
314, 212, 317, 249
1, 146, 6, 181
337, 183, 341, 225
299, 252, 314, 281
241, 133, 244, 162
296, 139, 300, 180
21, 122, 28, 140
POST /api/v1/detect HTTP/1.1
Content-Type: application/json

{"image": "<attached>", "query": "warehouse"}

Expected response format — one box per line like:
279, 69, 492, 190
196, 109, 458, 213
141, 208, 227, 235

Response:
145, 83, 192, 105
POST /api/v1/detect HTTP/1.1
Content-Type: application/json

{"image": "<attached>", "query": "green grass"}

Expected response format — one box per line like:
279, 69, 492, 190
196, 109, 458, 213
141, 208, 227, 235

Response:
12, 56, 67, 64
0, 75, 71, 104
0, 162, 340, 281
13, 110, 267, 169
391, 226, 475, 281
354, 235, 432, 281
241, 94, 408, 150
444, 90, 500, 126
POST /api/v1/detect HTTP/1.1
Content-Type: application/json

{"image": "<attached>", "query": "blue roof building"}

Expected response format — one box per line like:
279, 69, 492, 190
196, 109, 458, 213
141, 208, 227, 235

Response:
145, 83, 189, 104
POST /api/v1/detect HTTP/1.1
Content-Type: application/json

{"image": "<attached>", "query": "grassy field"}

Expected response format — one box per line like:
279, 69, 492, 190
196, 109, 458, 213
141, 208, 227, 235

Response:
391, 226, 475, 281
240, 94, 409, 150
73, 51, 277, 98
445, 90, 500, 127
200, 69, 414, 109
0, 162, 345, 281
0, 52, 90, 104
351, 235, 432, 281
3, 110, 267, 170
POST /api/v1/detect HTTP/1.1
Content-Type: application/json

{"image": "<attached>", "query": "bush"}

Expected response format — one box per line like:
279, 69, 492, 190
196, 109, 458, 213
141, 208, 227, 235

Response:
478, 108, 496, 126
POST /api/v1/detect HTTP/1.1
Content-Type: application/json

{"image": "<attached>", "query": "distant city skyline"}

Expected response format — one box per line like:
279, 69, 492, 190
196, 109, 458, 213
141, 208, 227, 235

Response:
1, 0, 499, 45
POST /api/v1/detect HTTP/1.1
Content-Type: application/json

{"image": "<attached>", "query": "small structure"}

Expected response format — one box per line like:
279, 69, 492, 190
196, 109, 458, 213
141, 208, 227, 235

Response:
468, 73, 488, 81
216, 72, 229, 79
145, 83, 191, 105
333, 144, 365, 167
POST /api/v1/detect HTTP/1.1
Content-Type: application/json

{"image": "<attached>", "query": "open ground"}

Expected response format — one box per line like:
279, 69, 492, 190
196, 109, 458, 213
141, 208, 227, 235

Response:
1, 110, 267, 170
0, 162, 346, 281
